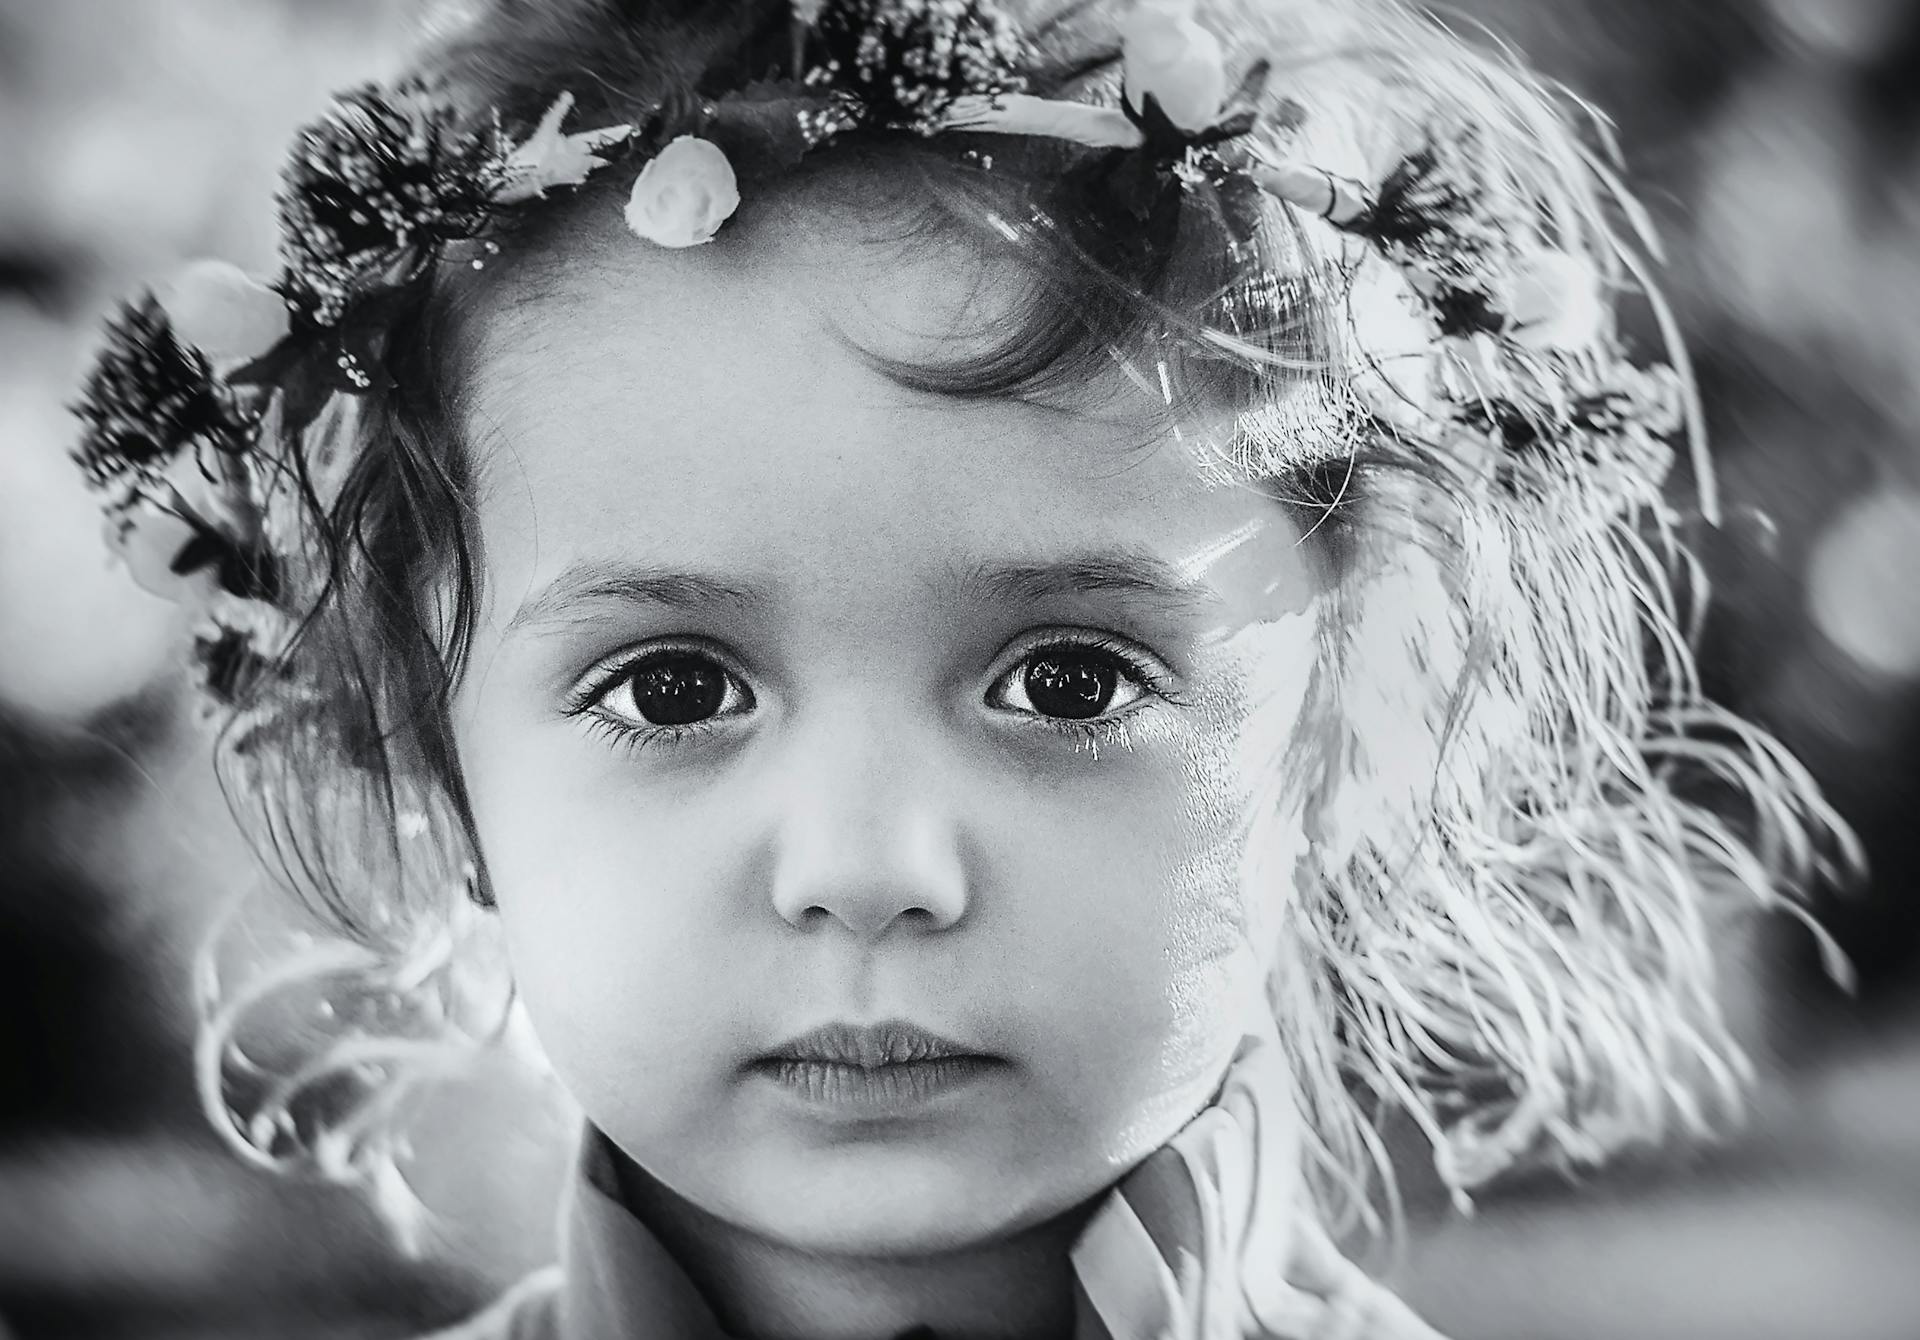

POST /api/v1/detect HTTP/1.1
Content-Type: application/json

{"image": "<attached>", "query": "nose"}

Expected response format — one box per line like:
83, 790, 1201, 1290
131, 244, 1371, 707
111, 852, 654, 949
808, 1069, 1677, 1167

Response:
767, 718, 970, 938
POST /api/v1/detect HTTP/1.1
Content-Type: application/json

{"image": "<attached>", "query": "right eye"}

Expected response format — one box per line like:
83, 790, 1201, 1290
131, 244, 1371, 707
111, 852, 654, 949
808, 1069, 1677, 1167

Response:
584, 649, 754, 731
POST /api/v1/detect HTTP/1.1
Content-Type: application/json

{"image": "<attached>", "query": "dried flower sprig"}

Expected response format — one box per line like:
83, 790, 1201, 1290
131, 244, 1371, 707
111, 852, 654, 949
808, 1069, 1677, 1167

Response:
803, 0, 1029, 135
72, 294, 257, 505
275, 81, 503, 330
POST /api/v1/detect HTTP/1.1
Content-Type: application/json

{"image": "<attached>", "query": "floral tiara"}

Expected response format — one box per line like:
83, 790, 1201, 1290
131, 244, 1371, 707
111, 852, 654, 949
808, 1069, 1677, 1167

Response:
70, 0, 1695, 718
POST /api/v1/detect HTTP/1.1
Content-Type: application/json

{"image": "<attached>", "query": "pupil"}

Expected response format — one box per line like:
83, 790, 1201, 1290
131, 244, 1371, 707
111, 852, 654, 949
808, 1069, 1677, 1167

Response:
1024, 654, 1114, 721
629, 655, 726, 726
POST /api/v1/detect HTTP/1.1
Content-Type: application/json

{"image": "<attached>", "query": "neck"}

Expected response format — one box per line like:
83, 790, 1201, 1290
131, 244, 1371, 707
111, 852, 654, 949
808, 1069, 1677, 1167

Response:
611, 1152, 1096, 1340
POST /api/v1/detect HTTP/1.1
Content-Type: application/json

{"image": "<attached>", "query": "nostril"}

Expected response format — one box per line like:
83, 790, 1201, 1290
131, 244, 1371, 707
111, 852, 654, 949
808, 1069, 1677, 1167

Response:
786, 894, 954, 939
888, 904, 942, 932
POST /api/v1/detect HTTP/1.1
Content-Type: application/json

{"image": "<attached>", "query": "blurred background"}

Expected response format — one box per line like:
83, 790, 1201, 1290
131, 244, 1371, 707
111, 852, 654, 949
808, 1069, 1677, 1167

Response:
1, 1, 1917, 1337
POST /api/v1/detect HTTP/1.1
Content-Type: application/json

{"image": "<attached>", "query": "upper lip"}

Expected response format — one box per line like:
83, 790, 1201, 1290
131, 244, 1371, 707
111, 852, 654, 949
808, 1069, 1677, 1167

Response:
763, 1020, 989, 1069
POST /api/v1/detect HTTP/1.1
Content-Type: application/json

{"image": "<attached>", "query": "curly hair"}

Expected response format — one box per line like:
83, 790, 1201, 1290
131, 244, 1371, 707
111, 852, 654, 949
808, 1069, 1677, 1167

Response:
196, 0, 1856, 1248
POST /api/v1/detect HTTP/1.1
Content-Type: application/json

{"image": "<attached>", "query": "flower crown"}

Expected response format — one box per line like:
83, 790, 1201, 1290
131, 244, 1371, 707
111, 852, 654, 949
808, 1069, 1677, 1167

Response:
70, 0, 1696, 717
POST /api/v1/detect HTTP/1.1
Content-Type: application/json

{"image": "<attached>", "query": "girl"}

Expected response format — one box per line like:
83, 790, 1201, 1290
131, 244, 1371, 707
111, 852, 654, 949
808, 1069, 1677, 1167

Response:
70, 0, 1853, 1336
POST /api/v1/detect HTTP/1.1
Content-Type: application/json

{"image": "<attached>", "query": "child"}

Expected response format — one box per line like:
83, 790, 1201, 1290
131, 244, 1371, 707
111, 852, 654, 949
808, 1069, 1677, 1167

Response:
70, 0, 1852, 1336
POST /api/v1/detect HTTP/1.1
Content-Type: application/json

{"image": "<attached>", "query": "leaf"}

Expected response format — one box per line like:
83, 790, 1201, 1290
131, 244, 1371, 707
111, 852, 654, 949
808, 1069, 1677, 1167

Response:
167, 528, 229, 580
225, 328, 308, 389
1221, 58, 1272, 119
709, 78, 830, 172
495, 92, 634, 203
276, 359, 337, 442
1123, 91, 1190, 160
1191, 106, 1258, 147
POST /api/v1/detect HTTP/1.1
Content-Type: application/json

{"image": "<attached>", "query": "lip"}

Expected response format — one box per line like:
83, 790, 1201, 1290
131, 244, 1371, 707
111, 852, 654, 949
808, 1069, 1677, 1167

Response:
751, 1020, 1005, 1114
765, 1020, 985, 1068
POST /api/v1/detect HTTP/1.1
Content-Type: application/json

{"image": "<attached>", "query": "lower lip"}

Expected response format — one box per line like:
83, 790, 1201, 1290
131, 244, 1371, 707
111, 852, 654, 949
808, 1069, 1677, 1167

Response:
752, 1056, 1004, 1113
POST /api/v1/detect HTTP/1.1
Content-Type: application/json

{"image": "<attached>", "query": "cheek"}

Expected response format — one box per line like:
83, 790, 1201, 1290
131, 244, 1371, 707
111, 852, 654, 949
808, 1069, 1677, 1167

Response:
1101, 618, 1320, 1128
454, 705, 741, 1116
1017, 639, 1313, 1162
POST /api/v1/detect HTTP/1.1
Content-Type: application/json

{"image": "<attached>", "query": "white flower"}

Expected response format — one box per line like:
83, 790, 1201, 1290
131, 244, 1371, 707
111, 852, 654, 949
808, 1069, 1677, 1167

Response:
1505, 248, 1607, 351
624, 136, 741, 249
157, 259, 289, 365
104, 503, 202, 603
496, 92, 633, 204
1121, 0, 1227, 134
104, 449, 252, 602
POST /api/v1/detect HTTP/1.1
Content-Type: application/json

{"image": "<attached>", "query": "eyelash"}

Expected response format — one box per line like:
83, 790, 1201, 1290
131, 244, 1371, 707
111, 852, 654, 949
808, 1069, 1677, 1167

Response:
563, 632, 1184, 760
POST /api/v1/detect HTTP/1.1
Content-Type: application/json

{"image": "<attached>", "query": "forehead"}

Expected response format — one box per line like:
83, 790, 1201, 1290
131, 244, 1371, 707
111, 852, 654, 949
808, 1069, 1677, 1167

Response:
456, 202, 1310, 630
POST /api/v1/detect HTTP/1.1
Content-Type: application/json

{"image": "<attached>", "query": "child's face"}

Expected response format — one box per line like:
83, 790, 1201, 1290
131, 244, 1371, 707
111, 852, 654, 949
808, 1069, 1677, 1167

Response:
447, 202, 1322, 1256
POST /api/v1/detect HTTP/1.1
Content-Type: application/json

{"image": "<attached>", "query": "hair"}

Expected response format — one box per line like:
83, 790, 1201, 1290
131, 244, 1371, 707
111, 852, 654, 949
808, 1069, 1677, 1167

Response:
197, 0, 1857, 1249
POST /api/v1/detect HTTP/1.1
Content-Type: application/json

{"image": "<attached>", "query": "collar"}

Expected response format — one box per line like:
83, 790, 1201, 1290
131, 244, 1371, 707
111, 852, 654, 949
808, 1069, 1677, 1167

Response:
554, 1128, 734, 1338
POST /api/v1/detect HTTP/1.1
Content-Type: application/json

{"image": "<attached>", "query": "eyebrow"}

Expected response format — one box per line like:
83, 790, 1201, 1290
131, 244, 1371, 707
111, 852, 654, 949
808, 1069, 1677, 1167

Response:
504, 547, 1222, 635
506, 563, 762, 634
950, 551, 1222, 619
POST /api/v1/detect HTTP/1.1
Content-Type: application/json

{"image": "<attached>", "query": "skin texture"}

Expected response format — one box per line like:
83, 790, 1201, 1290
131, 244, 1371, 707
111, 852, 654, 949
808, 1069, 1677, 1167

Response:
446, 190, 1324, 1337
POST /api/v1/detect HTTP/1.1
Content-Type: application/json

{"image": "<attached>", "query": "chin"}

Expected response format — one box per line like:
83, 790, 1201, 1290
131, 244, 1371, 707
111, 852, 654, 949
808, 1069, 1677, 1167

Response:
729, 1142, 1087, 1257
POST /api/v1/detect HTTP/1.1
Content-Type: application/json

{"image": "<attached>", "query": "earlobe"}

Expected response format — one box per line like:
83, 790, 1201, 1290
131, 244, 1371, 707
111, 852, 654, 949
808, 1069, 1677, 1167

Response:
451, 804, 499, 912
464, 861, 498, 911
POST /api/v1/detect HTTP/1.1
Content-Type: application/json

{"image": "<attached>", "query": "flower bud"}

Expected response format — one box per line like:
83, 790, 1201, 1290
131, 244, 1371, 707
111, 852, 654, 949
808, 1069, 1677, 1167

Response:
1122, 0, 1227, 134
625, 136, 742, 249
105, 502, 202, 602
157, 259, 290, 364
1505, 248, 1607, 352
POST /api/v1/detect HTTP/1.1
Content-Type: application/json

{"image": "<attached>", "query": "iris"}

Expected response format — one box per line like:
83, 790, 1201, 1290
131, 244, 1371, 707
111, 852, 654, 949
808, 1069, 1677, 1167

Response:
1023, 653, 1117, 720
626, 654, 729, 726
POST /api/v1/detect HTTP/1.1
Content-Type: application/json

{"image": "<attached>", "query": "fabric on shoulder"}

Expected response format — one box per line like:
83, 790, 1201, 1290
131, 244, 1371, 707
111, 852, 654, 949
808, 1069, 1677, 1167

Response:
418, 1264, 563, 1340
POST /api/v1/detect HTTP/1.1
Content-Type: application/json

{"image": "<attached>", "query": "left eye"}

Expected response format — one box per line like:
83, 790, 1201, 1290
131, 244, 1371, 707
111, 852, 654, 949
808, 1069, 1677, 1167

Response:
591, 650, 752, 729
989, 642, 1153, 722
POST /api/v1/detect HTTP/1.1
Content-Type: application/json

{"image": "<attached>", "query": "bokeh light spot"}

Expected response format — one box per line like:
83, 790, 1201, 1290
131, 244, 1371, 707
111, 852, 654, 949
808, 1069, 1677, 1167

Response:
1808, 488, 1920, 679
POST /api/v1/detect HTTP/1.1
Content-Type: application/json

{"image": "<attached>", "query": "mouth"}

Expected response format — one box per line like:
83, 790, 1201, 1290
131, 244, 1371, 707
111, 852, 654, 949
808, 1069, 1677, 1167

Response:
750, 1020, 1007, 1112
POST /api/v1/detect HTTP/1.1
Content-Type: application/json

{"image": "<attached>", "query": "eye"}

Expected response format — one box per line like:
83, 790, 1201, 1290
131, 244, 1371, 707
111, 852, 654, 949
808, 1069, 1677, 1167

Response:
988, 635, 1162, 723
587, 649, 752, 730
